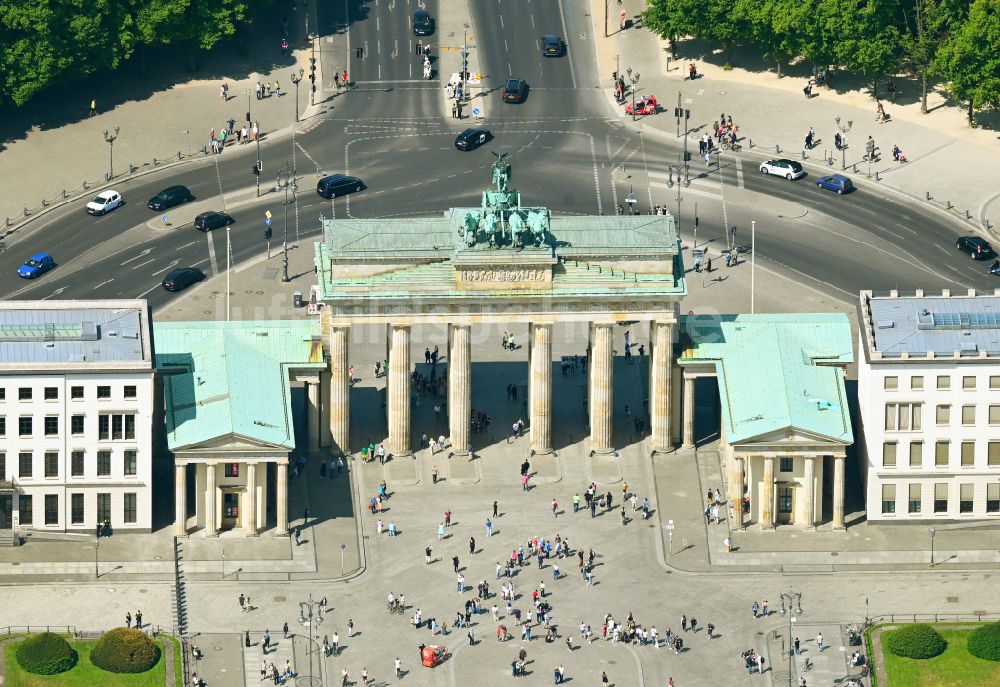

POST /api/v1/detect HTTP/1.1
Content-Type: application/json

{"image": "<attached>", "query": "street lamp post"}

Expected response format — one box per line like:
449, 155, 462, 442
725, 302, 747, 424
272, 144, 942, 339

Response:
626, 67, 640, 122
930, 527, 936, 566
102, 126, 120, 180
835, 116, 853, 170
298, 594, 324, 687
308, 34, 318, 106
277, 167, 295, 283
778, 591, 803, 687
665, 162, 690, 238
290, 68, 304, 123
181, 130, 191, 158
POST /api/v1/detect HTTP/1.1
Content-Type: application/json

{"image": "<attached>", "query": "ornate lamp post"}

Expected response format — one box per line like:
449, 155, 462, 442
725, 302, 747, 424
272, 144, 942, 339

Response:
291, 68, 304, 123
298, 594, 324, 687
626, 67, 640, 122
277, 167, 296, 283
835, 116, 853, 169
930, 527, 936, 566
103, 126, 120, 180
665, 162, 690, 237
779, 591, 803, 687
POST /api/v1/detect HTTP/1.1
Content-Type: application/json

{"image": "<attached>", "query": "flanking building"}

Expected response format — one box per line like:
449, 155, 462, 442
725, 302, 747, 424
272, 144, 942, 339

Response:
0, 300, 155, 533
858, 289, 1000, 520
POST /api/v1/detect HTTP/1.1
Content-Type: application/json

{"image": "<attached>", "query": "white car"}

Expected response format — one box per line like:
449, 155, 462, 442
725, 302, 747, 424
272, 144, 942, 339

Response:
86, 190, 123, 215
759, 159, 805, 180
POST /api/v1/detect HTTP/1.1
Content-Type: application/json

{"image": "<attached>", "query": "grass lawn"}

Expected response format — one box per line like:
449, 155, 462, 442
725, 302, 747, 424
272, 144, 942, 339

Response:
881, 628, 1000, 687
5, 637, 175, 687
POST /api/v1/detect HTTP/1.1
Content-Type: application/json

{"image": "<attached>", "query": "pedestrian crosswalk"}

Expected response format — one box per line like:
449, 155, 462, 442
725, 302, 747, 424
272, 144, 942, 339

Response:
243, 631, 302, 685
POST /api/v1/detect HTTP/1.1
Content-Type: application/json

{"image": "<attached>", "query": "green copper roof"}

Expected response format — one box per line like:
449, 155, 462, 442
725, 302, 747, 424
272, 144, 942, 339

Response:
679, 314, 854, 445
154, 321, 325, 451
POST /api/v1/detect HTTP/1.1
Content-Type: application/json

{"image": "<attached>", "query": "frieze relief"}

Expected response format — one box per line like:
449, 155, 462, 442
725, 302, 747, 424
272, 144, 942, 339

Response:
459, 267, 548, 283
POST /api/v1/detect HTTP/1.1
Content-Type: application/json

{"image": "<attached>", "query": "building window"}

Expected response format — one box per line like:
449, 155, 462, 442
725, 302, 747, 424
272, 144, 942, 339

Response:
18, 452, 32, 479
44, 494, 58, 525
961, 442, 975, 467
18, 416, 32, 437
97, 386, 111, 399
0, 417, 5, 437
0, 387, 5, 400
124, 450, 137, 477
911, 376, 924, 390
937, 375, 950, 390
123, 493, 137, 524
908, 483, 921, 513
0, 452, 4, 478
936, 405, 950, 426
97, 451, 111, 477
934, 483, 949, 513
885, 403, 922, 431
988, 484, 1000, 513
224, 463, 240, 478
71, 451, 84, 477
960, 484, 974, 513
44, 387, 58, 400
124, 385, 136, 399
992, 376, 1000, 390
884, 376, 898, 390
963, 376, 976, 390
990, 442, 1000, 467
909, 442, 923, 468
18, 495, 32, 525
882, 443, 897, 468
71, 386, 84, 400
935, 442, 950, 467
71, 494, 85, 525
44, 416, 58, 436
779, 457, 793, 473
881, 484, 896, 514
71, 415, 84, 435
18, 387, 32, 401
991, 406, 1000, 425
962, 405, 976, 425
98, 413, 135, 440
44, 452, 58, 478
97, 493, 111, 524
778, 487, 792, 514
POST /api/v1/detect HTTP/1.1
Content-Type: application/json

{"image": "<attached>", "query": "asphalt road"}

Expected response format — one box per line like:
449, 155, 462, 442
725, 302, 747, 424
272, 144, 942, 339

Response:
0, 2, 993, 311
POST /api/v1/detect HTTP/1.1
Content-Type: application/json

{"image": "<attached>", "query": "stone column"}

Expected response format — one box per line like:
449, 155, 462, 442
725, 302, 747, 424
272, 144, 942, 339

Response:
650, 322, 673, 453
761, 456, 775, 528
388, 325, 412, 456
682, 374, 695, 449
319, 370, 332, 448
729, 455, 744, 529
276, 460, 289, 536
329, 326, 350, 456
173, 463, 187, 536
529, 323, 553, 454
204, 462, 217, 537
802, 456, 815, 528
245, 462, 258, 535
449, 324, 472, 455
832, 455, 845, 529
589, 324, 614, 454
307, 381, 321, 454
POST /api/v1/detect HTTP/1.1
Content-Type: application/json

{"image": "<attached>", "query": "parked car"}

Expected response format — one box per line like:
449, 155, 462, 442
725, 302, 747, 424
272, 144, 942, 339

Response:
455, 127, 492, 151
86, 190, 123, 215
956, 236, 995, 260
759, 159, 805, 180
502, 79, 528, 104
316, 174, 365, 199
161, 267, 205, 292
541, 35, 564, 57
413, 9, 434, 35
625, 95, 658, 116
17, 252, 55, 279
194, 211, 234, 232
815, 174, 854, 194
147, 185, 193, 211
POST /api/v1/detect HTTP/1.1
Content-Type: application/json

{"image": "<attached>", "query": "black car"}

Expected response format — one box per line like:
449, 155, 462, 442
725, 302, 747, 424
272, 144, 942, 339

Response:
162, 267, 205, 292
413, 9, 434, 35
147, 185, 193, 211
956, 236, 995, 260
194, 211, 234, 232
541, 35, 564, 57
316, 174, 365, 199
455, 127, 492, 151
502, 79, 527, 103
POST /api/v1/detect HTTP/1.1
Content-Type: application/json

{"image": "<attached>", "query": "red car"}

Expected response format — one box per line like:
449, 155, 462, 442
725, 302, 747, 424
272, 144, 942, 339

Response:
625, 95, 658, 116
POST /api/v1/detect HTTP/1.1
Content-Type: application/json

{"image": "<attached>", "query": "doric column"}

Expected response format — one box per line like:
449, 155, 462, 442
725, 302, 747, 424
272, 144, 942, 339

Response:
761, 456, 775, 528
589, 323, 614, 454
307, 381, 321, 454
245, 462, 258, 536
173, 463, 187, 536
329, 326, 350, 456
833, 455, 845, 529
276, 460, 289, 536
388, 325, 412, 456
529, 323, 553, 454
729, 454, 744, 528
649, 322, 673, 453
319, 370, 332, 448
682, 374, 696, 449
802, 456, 815, 528
204, 462, 217, 537
449, 324, 472, 455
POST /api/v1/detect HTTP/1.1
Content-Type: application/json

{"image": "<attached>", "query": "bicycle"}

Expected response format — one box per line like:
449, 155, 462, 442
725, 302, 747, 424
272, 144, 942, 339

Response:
721, 139, 742, 152
387, 601, 405, 615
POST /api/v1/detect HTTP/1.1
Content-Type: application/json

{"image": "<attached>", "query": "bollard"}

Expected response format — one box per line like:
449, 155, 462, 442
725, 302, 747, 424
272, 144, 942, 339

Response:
5, 217, 11, 227
965, 210, 971, 220
802, 150, 807, 160
178, 151, 182, 160
41, 198, 48, 207
83, 181, 89, 190
852, 163, 857, 173
925, 191, 931, 201
945, 200, 952, 209
203, 146, 208, 155
776, 144, 781, 154
105, 172, 111, 182
748, 138, 753, 149
61, 190, 68, 199
153, 157, 158, 166
23, 207, 29, 217
875, 171, 880, 181
129, 163, 137, 173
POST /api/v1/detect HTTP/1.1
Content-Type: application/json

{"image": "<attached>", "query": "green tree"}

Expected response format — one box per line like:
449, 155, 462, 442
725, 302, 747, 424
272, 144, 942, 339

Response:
747, 0, 808, 77
900, 0, 968, 112
644, 0, 703, 59
934, 0, 1000, 125
833, 0, 903, 97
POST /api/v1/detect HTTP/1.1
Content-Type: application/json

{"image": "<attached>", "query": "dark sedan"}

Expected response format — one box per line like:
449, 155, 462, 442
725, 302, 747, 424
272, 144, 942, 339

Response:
455, 127, 492, 151
541, 35, 564, 56
413, 9, 434, 35
956, 236, 995, 260
194, 211, 234, 232
147, 185, 193, 211
316, 174, 365, 199
502, 79, 527, 104
162, 267, 205, 292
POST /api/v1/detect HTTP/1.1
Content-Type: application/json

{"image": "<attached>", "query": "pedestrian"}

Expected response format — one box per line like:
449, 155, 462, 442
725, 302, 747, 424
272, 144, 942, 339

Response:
394, 657, 401, 678
452, 101, 458, 119
348, 619, 355, 637
620, 7, 626, 29
816, 632, 825, 651
283, 622, 290, 638
342, 70, 349, 89
274, 80, 281, 96
794, 636, 801, 654
334, 72, 341, 90
602, 670, 609, 686
125, 611, 132, 628
453, 555, 460, 573
551, 499, 558, 517
724, 536, 733, 553
332, 631, 340, 655
493, 500, 499, 518
682, 614, 688, 631
705, 151, 711, 166
135, 610, 142, 628
486, 518, 494, 537
432, 465, 439, 484
470, 536, 476, 555
245, 630, 252, 647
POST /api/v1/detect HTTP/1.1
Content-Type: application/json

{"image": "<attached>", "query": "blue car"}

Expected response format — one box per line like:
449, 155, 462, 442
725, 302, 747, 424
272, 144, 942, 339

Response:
17, 252, 55, 279
816, 174, 854, 194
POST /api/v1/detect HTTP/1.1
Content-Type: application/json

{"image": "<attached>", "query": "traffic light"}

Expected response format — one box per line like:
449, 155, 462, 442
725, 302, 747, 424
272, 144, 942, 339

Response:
674, 107, 682, 118
265, 227, 272, 240
252, 165, 259, 176
685, 109, 691, 120
684, 151, 692, 162
310, 57, 317, 83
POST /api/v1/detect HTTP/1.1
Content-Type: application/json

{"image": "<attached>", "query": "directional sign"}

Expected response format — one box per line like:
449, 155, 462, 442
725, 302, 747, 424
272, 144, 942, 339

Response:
472, 107, 481, 116
667, 519, 675, 530
265, 210, 272, 220
266, 217, 272, 226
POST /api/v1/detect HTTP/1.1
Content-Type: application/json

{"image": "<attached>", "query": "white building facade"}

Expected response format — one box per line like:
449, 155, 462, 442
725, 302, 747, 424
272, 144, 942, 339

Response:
0, 301, 154, 533
858, 290, 1000, 521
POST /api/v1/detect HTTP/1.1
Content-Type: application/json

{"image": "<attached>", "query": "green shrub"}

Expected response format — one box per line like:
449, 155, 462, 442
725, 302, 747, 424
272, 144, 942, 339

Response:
90, 627, 161, 673
886, 624, 947, 659
15, 632, 78, 675
968, 622, 1000, 662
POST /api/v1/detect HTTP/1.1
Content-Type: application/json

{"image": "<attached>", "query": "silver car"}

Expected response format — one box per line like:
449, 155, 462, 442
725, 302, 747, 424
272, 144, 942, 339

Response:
759, 159, 805, 180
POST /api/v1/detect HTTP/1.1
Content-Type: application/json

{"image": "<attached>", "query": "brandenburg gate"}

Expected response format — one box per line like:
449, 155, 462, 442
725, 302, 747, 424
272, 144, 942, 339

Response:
314, 155, 687, 457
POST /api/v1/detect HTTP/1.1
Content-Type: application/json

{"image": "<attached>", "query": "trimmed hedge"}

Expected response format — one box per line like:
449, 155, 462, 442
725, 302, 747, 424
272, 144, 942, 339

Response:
968, 621, 1000, 662
886, 624, 947, 659
15, 632, 78, 675
90, 627, 161, 673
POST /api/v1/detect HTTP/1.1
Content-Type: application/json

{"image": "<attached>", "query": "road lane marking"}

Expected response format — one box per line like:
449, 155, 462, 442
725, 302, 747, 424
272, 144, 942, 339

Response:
152, 260, 180, 276
176, 240, 198, 251
500, 14, 504, 28
94, 279, 114, 290
894, 222, 917, 235
121, 248, 152, 265
557, 0, 577, 89
504, 39, 509, 53
131, 258, 155, 270
206, 230, 219, 276
41, 287, 68, 300
735, 159, 744, 189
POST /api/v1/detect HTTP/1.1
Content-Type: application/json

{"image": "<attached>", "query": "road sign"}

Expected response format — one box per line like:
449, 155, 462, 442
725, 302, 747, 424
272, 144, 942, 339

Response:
667, 519, 675, 530
472, 107, 481, 116
265, 210, 272, 220
265, 217, 272, 226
